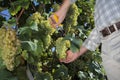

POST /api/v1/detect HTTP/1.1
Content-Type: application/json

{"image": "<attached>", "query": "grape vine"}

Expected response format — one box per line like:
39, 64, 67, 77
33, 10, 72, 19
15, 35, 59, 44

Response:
64, 3, 80, 33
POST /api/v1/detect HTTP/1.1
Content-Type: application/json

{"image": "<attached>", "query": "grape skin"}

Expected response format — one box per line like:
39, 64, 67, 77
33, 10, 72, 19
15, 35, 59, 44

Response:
56, 38, 70, 59
0, 27, 20, 71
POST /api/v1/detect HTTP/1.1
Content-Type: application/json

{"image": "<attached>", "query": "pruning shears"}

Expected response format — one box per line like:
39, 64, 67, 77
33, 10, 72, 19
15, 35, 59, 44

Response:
50, 14, 65, 36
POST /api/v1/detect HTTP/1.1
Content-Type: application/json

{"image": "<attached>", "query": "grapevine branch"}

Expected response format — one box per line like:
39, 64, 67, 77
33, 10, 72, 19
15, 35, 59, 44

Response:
9, 0, 18, 25
17, 8, 25, 24
9, 0, 25, 26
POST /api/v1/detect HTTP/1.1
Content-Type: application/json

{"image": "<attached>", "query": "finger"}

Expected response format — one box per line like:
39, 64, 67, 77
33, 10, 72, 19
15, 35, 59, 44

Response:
59, 58, 66, 62
49, 18, 60, 28
49, 16, 57, 24
66, 50, 73, 60
64, 60, 72, 63
49, 14, 60, 25
66, 50, 72, 54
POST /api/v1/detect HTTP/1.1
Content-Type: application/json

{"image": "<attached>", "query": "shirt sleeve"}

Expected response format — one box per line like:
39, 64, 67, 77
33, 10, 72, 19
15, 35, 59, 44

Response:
82, 27, 102, 51
70, 0, 77, 4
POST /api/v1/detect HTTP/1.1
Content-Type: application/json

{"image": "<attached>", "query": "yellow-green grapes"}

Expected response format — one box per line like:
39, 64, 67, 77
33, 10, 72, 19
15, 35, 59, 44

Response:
37, 62, 42, 72
26, 12, 44, 24
27, 12, 55, 35
0, 27, 21, 71
64, 3, 79, 33
56, 38, 70, 59
25, 12, 55, 55
0, 27, 6, 47
39, 20, 55, 35
41, 35, 51, 49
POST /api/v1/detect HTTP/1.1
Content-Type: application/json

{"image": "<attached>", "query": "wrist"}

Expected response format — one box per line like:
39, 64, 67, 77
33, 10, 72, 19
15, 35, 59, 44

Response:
77, 46, 88, 57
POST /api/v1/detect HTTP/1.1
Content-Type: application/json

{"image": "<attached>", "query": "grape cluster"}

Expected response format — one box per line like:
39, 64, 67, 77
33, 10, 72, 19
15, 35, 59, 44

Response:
64, 3, 79, 33
21, 12, 56, 60
26, 12, 44, 24
39, 19, 55, 36
37, 13, 55, 50
41, 35, 51, 49
0, 27, 20, 71
55, 38, 70, 59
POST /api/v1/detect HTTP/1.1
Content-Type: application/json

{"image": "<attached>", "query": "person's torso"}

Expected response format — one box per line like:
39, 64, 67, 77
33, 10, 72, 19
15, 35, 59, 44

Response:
94, 0, 120, 31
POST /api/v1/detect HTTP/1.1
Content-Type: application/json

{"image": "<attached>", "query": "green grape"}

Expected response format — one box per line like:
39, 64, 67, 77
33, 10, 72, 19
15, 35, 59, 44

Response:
56, 38, 70, 59
64, 3, 80, 33
42, 35, 51, 49
0, 27, 21, 71
21, 12, 56, 65
26, 12, 55, 36
21, 50, 28, 60
37, 40, 44, 53
0, 16, 5, 27
26, 12, 44, 24
0, 27, 6, 47
39, 20, 55, 35
37, 62, 42, 72
52, 3, 60, 12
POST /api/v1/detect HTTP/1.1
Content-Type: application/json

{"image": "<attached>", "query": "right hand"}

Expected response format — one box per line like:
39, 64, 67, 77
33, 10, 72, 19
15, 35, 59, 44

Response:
49, 10, 67, 28
50, 0, 71, 28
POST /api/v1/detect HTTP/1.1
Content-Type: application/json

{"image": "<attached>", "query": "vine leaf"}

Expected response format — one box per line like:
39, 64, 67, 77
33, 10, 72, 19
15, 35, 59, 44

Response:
18, 22, 38, 35
0, 69, 17, 80
64, 35, 83, 53
22, 39, 38, 52
53, 65, 68, 79
35, 72, 53, 80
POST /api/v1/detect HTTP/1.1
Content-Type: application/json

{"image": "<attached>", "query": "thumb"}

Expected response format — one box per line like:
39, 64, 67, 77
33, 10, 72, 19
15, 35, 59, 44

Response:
49, 16, 60, 28
66, 50, 73, 59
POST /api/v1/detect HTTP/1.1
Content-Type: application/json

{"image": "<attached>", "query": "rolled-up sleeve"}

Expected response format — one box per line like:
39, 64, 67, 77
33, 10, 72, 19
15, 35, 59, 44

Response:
82, 27, 102, 51
70, 0, 77, 4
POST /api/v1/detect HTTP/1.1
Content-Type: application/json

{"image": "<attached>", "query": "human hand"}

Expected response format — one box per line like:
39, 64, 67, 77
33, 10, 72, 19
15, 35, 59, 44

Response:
49, 10, 67, 28
60, 50, 79, 63
50, 0, 71, 28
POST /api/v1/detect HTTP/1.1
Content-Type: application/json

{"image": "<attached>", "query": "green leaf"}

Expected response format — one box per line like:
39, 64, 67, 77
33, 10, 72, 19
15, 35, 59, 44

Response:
18, 27, 32, 35
21, 50, 29, 60
9, 5, 21, 16
21, 0, 30, 9
78, 71, 87, 79
28, 56, 35, 64
0, 69, 17, 80
14, 56, 21, 67
0, 58, 5, 69
53, 65, 68, 79
21, 39, 44, 58
30, 22, 39, 31
18, 22, 38, 35
35, 72, 53, 80
70, 38, 83, 53
70, 42, 79, 53
15, 66, 29, 80
38, 0, 51, 4
22, 39, 38, 52
8, 77, 18, 80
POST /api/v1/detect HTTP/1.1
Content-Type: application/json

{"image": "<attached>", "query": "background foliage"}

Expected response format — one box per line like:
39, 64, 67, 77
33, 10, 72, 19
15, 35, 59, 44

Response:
0, 0, 107, 80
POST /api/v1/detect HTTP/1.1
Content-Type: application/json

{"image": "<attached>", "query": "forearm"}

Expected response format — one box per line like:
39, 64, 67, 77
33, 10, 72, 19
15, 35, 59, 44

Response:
77, 46, 88, 57
56, 0, 71, 16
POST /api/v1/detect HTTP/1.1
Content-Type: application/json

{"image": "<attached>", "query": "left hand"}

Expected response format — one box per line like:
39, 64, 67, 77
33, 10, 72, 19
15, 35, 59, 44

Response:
60, 50, 79, 63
